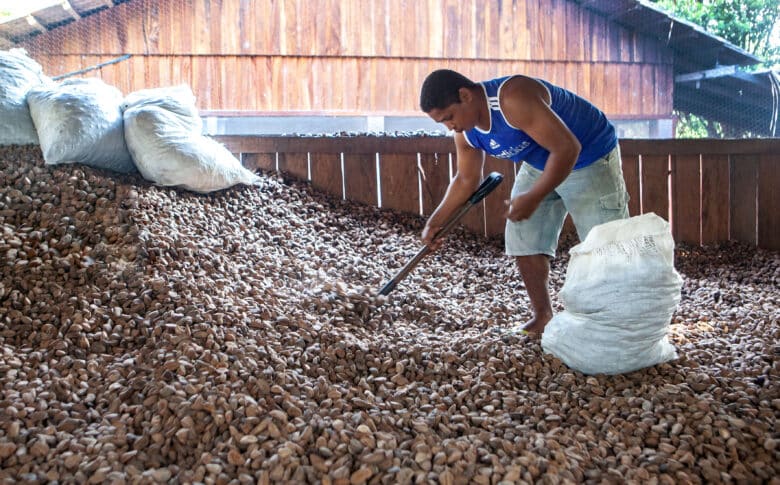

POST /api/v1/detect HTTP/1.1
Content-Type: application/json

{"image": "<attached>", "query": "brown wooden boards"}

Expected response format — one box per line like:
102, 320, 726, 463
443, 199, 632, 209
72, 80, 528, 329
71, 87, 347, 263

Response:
641, 154, 670, 221
757, 153, 779, 250
672, 154, 701, 245
379, 153, 419, 215
224, 136, 778, 250
343, 153, 378, 208
701, 154, 730, 245
310, 153, 343, 198
419, 153, 451, 216
277, 153, 309, 180
730, 155, 758, 245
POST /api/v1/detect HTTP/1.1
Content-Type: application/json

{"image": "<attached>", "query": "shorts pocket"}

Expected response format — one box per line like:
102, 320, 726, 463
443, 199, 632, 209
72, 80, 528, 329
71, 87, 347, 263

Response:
600, 190, 628, 211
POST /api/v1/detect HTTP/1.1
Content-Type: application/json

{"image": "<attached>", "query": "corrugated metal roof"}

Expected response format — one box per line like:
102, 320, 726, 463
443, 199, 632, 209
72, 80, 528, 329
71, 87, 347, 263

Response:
675, 69, 780, 136
0, 0, 119, 42
569, 0, 776, 135
568, 0, 761, 71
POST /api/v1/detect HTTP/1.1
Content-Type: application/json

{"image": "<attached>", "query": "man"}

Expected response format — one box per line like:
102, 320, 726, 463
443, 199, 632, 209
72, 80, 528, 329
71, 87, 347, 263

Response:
419, 69, 629, 335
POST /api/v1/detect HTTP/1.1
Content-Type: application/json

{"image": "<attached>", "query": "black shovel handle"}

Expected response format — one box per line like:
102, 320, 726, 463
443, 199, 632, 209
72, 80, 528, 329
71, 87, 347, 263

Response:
468, 171, 504, 205
377, 172, 504, 296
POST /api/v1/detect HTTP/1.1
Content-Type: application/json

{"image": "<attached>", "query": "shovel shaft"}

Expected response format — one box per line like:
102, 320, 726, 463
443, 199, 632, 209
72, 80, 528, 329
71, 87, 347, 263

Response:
377, 172, 504, 296
377, 203, 471, 296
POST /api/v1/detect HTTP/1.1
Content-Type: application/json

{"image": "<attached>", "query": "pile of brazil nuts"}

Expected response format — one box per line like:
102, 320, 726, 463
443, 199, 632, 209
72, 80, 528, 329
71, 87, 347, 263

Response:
0, 144, 777, 484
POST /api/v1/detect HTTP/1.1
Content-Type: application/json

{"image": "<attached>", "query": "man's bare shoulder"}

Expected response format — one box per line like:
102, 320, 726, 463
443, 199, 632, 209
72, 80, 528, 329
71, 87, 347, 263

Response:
500, 76, 551, 127
501, 76, 549, 105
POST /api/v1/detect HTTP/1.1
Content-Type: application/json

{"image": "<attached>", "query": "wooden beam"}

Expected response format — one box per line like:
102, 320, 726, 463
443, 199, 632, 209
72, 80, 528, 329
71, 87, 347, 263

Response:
675, 65, 739, 83
62, 1, 83, 21
215, 135, 455, 155
24, 15, 46, 35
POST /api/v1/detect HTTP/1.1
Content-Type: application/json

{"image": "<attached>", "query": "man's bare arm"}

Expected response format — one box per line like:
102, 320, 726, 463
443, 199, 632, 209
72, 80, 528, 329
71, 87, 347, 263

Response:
502, 77, 581, 220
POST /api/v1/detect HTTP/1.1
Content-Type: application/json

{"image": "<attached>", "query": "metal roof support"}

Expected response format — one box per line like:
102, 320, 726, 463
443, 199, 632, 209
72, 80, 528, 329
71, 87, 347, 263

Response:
675, 65, 739, 83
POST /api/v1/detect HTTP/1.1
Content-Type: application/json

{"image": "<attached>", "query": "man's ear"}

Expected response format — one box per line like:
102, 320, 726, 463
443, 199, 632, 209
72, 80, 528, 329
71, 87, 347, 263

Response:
458, 87, 473, 104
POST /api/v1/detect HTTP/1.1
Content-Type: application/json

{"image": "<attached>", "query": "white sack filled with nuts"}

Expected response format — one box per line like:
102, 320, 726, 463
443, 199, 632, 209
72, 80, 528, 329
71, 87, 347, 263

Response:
122, 85, 261, 193
542, 213, 683, 375
27, 77, 137, 173
121, 84, 202, 123
0, 49, 53, 145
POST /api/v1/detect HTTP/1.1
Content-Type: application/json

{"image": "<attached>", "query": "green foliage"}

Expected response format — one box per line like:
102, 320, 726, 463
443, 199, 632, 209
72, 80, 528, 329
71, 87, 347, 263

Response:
673, 111, 724, 138
652, 1, 779, 137
652, 0, 780, 67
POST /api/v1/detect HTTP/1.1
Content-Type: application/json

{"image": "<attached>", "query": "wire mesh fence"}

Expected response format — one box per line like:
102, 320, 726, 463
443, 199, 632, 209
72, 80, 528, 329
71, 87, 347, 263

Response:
1, 0, 777, 138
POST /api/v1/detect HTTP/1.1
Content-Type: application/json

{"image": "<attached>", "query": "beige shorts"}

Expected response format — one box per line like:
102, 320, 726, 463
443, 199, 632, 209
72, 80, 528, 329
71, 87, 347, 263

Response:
505, 145, 630, 257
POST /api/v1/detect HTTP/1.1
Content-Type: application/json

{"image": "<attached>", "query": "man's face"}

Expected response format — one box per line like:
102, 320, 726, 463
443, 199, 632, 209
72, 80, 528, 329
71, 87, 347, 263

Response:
426, 88, 477, 133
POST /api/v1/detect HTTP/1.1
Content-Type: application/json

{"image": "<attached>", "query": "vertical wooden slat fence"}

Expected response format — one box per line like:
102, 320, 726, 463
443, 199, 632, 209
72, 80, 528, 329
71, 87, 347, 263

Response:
218, 136, 780, 251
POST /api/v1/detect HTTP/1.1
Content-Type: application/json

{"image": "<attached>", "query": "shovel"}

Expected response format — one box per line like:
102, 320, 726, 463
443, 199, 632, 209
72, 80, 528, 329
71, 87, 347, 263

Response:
377, 171, 504, 296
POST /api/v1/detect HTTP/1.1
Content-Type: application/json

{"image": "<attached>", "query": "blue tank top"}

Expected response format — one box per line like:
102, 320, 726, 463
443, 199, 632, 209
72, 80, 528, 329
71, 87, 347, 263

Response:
463, 76, 617, 171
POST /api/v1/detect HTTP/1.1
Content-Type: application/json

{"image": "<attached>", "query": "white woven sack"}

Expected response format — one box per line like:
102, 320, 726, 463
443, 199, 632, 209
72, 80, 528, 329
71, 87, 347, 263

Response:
27, 78, 136, 173
121, 84, 202, 126
541, 213, 683, 375
0, 49, 52, 145
123, 87, 260, 193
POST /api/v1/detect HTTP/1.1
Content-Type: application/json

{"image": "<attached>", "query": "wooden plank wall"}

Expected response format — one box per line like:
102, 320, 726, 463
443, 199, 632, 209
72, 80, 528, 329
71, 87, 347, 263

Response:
216, 136, 780, 251
20, 0, 674, 117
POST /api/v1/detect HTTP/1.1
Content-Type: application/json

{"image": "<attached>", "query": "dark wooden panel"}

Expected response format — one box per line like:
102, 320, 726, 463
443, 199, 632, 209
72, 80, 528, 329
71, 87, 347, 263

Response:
527, 0, 543, 59
419, 153, 451, 216
757, 153, 780, 250
621, 152, 641, 217
672, 154, 701, 245
22, 0, 662, 64
729, 155, 758, 245
483, 157, 515, 237
25, 55, 674, 118
379, 153, 419, 215
565, 1, 583, 61
701, 155, 730, 245
277, 153, 308, 180
443, 0, 460, 58
641, 154, 670, 221
343, 153, 378, 208
640, 65, 656, 117
549, 0, 563, 61
603, 64, 620, 115
590, 64, 605, 113
481, 0, 500, 59
498, 0, 518, 59
310, 152, 343, 199
242, 153, 276, 172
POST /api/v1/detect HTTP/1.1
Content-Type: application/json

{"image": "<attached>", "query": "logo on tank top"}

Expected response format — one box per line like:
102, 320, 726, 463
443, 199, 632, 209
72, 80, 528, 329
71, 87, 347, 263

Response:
490, 141, 530, 160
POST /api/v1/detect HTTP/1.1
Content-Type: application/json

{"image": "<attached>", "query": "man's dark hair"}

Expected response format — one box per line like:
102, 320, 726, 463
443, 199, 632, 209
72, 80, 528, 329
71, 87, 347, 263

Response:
419, 69, 477, 113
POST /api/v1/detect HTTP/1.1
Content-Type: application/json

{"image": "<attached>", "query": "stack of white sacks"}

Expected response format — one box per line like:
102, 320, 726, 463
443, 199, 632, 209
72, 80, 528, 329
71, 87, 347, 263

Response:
0, 48, 260, 193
